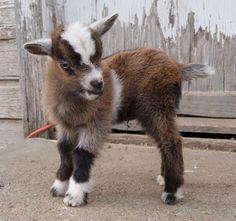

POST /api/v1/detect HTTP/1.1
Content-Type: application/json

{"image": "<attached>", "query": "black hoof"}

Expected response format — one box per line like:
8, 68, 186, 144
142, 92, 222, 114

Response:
83, 193, 88, 204
50, 187, 58, 197
162, 192, 178, 205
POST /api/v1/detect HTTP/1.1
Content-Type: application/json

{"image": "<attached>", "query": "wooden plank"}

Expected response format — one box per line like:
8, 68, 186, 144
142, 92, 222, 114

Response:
15, 0, 47, 137
0, 84, 22, 119
15, 0, 65, 137
108, 134, 236, 152
179, 92, 236, 118
0, 40, 18, 78
0, 27, 16, 40
113, 117, 236, 134
177, 117, 236, 134
0, 0, 16, 26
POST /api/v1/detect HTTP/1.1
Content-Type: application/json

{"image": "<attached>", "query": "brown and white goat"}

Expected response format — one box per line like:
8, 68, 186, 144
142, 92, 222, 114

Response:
24, 14, 214, 206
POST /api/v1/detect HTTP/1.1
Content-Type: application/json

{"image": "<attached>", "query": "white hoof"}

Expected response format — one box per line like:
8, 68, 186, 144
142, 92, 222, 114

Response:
50, 179, 68, 197
157, 175, 165, 186
63, 177, 92, 207
161, 186, 184, 205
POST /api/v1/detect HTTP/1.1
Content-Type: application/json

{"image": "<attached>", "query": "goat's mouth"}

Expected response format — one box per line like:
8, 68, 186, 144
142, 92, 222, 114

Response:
81, 88, 104, 101
86, 89, 104, 96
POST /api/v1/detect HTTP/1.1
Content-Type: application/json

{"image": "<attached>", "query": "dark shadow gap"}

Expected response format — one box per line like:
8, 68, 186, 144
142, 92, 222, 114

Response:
112, 129, 236, 140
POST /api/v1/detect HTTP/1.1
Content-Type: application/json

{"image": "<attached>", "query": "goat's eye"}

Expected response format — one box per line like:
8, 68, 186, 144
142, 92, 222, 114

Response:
59, 60, 69, 70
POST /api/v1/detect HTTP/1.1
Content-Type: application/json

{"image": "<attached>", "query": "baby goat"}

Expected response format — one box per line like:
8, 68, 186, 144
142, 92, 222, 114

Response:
24, 14, 214, 206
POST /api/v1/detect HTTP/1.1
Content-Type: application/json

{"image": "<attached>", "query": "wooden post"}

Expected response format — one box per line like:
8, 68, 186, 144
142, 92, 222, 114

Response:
15, 0, 48, 137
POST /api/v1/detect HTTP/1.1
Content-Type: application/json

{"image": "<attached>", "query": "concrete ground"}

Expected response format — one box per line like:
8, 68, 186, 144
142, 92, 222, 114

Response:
0, 138, 236, 221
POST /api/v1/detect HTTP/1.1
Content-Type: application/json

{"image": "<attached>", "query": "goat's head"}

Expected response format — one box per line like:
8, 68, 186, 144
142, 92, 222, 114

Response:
24, 14, 118, 100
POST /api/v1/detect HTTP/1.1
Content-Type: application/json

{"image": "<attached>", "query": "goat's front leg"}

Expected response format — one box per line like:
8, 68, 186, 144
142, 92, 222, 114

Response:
63, 148, 95, 206
50, 138, 73, 197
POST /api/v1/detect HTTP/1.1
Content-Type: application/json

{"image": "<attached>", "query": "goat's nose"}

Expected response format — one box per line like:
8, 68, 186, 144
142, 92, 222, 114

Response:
90, 80, 103, 90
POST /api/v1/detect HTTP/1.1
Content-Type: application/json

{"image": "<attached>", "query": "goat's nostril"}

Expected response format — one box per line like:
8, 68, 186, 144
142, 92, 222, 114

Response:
90, 80, 103, 90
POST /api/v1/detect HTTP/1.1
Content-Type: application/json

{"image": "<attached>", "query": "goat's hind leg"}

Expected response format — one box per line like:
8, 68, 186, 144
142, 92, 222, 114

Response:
158, 128, 184, 204
50, 137, 73, 197
139, 113, 184, 204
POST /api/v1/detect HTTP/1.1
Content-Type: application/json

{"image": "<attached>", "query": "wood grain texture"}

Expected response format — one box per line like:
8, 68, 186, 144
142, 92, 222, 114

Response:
0, 0, 16, 39
15, 0, 48, 136
113, 117, 236, 134
0, 0, 20, 130
0, 84, 22, 119
0, 1, 19, 80
0, 40, 18, 78
15, 0, 65, 137
179, 92, 236, 118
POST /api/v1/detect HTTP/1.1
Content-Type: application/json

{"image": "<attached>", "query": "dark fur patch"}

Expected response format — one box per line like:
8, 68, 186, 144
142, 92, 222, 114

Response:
60, 39, 82, 65
56, 138, 73, 181
90, 29, 103, 64
72, 149, 95, 183
51, 25, 102, 69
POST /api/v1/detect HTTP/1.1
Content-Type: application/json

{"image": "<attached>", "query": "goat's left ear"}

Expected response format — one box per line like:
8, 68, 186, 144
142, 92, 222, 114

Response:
23, 38, 52, 56
89, 13, 118, 36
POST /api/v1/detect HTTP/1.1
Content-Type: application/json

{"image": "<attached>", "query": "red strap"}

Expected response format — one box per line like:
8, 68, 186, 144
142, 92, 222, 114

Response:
26, 123, 55, 138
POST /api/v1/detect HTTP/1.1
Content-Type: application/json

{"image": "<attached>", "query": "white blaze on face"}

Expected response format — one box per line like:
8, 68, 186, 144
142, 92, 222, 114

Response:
61, 22, 95, 65
80, 66, 103, 91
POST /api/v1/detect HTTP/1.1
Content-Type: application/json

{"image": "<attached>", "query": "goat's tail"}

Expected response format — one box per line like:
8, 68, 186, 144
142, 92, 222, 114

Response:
182, 64, 215, 81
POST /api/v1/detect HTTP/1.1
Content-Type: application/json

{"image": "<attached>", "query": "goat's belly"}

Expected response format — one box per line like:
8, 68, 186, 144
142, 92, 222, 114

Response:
112, 104, 136, 124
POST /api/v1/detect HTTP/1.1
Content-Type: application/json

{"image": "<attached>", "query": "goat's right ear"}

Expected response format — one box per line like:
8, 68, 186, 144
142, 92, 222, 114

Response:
23, 38, 52, 56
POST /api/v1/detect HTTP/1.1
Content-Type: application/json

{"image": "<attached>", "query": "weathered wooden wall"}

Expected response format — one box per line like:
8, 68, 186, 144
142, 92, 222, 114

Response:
15, 0, 236, 136
0, 0, 22, 120
15, 0, 65, 137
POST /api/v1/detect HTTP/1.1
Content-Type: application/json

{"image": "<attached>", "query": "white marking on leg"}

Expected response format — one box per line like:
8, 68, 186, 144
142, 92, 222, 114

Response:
51, 179, 68, 196
111, 70, 122, 122
157, 175, 165, 186
175, 186, 184, 199
161, 191, 168, 203
161, 186, 184, 203
63, 177, 93, 207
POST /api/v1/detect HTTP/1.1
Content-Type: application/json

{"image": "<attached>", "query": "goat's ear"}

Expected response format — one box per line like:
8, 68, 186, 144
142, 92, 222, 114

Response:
23, 38, 52, 56
89, 13, 118, 36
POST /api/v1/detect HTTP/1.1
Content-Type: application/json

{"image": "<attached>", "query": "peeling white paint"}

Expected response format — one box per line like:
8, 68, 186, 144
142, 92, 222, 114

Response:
64, 0, 236, 39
